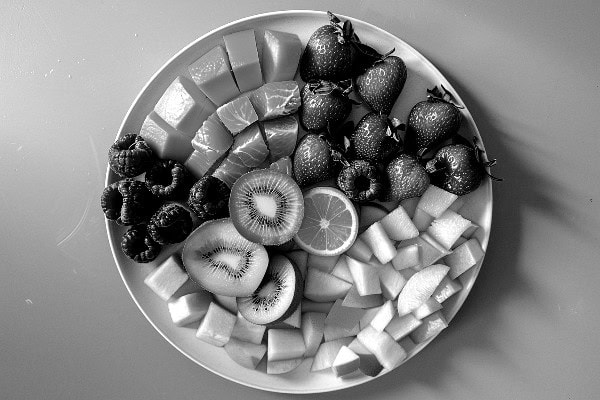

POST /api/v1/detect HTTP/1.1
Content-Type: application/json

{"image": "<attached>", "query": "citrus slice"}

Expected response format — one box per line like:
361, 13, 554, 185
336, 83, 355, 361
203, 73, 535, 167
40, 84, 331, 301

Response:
294, 187, 358, 256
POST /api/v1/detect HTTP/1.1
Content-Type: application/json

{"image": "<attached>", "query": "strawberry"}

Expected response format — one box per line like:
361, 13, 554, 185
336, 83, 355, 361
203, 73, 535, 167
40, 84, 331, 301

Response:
293, 133, 336, 187
425, 139, 501, 195
404, 86, 462, 154
384, 154, 430, 201
300, 80, 356, 133
351, 112, 402, 163
355, 52, 407, 115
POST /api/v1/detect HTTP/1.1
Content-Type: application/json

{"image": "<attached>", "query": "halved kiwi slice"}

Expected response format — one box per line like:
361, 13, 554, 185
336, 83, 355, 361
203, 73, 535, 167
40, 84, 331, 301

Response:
182, 218, 268, 297
229, 169, 304, 246
237, 254, 303, 325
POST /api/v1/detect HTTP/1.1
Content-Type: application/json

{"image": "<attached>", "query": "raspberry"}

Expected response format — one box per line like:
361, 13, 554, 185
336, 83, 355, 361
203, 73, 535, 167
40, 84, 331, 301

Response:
145, 159, 194, 200
121, 225, 161, 263
187, 175, 230, 221
337, 159, 384, 203
108, 133, 154, 178
147, 203, 194, 245
101, 179, 155, 225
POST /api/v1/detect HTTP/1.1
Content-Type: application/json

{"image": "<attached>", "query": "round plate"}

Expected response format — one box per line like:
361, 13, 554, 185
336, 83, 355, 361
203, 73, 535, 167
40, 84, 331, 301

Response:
106, 10, 492, 394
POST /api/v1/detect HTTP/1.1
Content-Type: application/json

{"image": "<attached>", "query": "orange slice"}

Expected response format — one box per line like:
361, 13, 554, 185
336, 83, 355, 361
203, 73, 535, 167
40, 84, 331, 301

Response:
294, 187, 358, 256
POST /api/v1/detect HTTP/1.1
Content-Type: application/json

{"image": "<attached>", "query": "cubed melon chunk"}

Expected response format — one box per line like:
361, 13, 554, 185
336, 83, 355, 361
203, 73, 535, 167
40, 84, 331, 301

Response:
332, 346, 360, 377
301, 312, 326, 357
262, 115, 299, 161
410, 310, 448, 343
307, 253, 339, 273
345, 237, 373, 263
224, 338, 266, 369
392, 243, 421, 270
304, 268, 352, 302
216, 95, 259, 135
347, 338, 384, 377
412, 207, 434, 232
196, 302, 236, 346
379, 205, 419, 241
357, 326, 407, 370
385, 313, 422, 341
191, 112, 233, 154
262, 30, 302, 82
404, 234, 450, 268
323, 322, 359, 342
154, 76, 215, 137
267, 358, 303, 374
413, 297, 443, 319
399, 197, 420, 219
358, 203, 388, 233
231, 312, 266, 344
213, 294, 238, 314
359, 305, 383, 330
230, 123, 269, 167
188, 45, 240, 106
325, 299, 366, 331
346, 257, 382, 296
267, 329, 306, 361
416, 185, 459, 218
342, 285, 384, 308
378, 262, 407, 300
223, 29, 263, 92
211, 152, 251, 188
427, 209, 474, 250
167, 291, 212, 326
432, 276, 463, 303
143, 254, 189, 301
311, 337, 353, 371
397, 264, 449, 316
184, 149, 221, 179
140, 112, 193, 163
331, 256, 353, 283
444, 238, 484, 279
249, 81, 300, 121
302, 299, 334, 314
361, 222, 397, 264
369, 299, 396, 332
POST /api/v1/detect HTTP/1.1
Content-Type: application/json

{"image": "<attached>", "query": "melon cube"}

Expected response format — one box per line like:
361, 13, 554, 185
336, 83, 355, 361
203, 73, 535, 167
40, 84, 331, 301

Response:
307, 253, 340, 273
249, 81, 300, 121
361, 222, 397, 264
432, 276, 463, 303
230, 123, 269, 167
184, 149, 221, 179
358, 203, 389, 233
188, 45, 240, 106
416, 185, 459, 218
412, 297, 443, 319
369, 299, 396, 332
262, 30, 302, 82
302, 299, 334, 314
196, 302, 236, 346
323, 322, 360, 342
267, 358, 303, 374
342, 285, 384, 308
385, 313, 422, 341
216, 95, 258, 135
224, 338, 266, 370
392, 243, 421, 270
357, 326, 407, 370
444, 238, 485, 279
412, 207, 435, 232
331, 256, 353, 283
347, 338, 384, 377
378, 262, 407, 300
311, 337, 353, 371
282, 303, 301, 328
418, 234, 452, 267
223, 29, 263, 92
140, 112, 193, 163
262, 115, 299, 161
345, 236, 373, 262
325, 299, 366, 331
410, 310, 448, 343
167, 291, 212, 326
154, 76, 215, 137
346, 257, 382, 296
359, 305, 383, 330
211, 152, 250, 188
212, 294, 238, 314
191, 112, 233, 154
399, 197, 420, 218
231, 312, 266, 344
301, 312, 326, 357
379, 205, 419, 241
427, 209, 474, 250
143, 255, 189, 301
267, 329, 306, 361
332, 346, 360, 377
304, 268, 352, 302
397, 264, 449, 316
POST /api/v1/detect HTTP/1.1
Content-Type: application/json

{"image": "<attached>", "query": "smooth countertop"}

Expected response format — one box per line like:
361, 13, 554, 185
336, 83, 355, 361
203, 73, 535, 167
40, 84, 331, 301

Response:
2, 1, 600, 399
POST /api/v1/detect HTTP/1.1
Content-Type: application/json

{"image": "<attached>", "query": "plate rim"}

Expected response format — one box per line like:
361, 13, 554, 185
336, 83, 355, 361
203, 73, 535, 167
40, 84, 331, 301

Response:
105, 9, 493, 394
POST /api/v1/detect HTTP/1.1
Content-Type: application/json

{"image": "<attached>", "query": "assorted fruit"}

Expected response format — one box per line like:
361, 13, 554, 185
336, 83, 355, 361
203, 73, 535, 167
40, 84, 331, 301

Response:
102, 11, 500, 380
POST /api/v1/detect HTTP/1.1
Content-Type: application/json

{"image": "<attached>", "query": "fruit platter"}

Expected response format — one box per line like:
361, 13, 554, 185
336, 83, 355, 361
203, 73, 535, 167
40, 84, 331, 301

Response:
102, 10, 496, 393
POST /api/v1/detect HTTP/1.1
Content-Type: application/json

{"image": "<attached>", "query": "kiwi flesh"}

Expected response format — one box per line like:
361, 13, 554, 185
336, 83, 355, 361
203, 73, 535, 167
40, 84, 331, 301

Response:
237, 254, 303, 326
229, 169, 304, 246
182, 218, 268, 297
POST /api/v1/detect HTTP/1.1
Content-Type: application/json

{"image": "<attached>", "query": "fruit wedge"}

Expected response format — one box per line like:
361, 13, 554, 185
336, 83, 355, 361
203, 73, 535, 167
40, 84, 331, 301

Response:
211, 152, 251, 188
230, 123, 269, 167
188, 45, 240, 106
143, 254, 189, 301
267, 329, 306, 361
311, 337, 353, 372
432, 276, 463, 303
196, 302, 237, 347
167, 291, 212, 326
410, 310, 448, 344
347, 338, 384, 377
385, 313, 422, 341
140, 112, 194, 164
346, 257, 382, 296
191, 112, 233, 158
263, 115, 299, 163
361, 222, 397, 264
332, 346, 360, 377
325, 299, 366, 331
357, 326, 407, 370
302, 299, 334, 314
267, 358, 303, 374
304, 268, 352, 302
444, 238, 484, 279
369, 299, 396, 332
342, 285, 383, 309
301, 312, 326, 357
391, 244, 421, 270
426, 209, 473, 249
231, 313, 266, 345
262, 30, 302, 82
323, 323, 360, 342
331, 256, 353, 283
307, 253, 339, 273
416, 185, 458, 218
270, 156, 293, 176
345, 236, 373, 263
216, 95, 259, 135
378, 262, 407, 300
358, 203, 388, 233
379, 205, 419, 241
224, 338, 266, 370
413, 297, 443, 319
213, 294, 238, 314
223, 29, 263, 92
397, 264, 450, 316
249, 81, 301, 121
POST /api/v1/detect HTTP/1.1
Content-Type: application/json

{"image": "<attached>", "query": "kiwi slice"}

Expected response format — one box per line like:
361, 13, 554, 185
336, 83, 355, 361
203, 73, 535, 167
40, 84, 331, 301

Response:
229, 169, 304, 246
237, 254, 303, 325
182, 218, 268, 297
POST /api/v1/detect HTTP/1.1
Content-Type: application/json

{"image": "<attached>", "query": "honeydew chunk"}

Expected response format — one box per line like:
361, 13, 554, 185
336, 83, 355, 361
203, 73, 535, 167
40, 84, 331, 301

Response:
307, 253, 339, 273
304, 268, 352, 302
282, 303, 301, 328
432, 276, 463, 303
324, 323, 359, 342
342, 285, 384, 308
347, 338, 384, 377
196, 302, 236, 346
302, 299, 335, 314
331, 256, 353, 283
267, 329, 306, 361
398, 335, 417, 353
444, 238, 484, 279
231, 312, 266, 344
223, 29, 263, 92
262, 30, 302, 82
418, 234, 452, 267
361, 222, 397, 264
286, 250, 308, 279
188, 45, 240, 106
392, 244, 421, 270
346, 257, 382, 296
412, 297, 443, 319
184, 149, 221, 179
370, 300, 396, 332
301, 312, 326, 357
230, 123, 269, 167
359, 305, 383, 330
216, 95, 259, 135
357, 326, 407, 370
398, 267, 417, 281
224, 338, 266, 369
410, 310, 448, 343
416, 185, 459, 218
211, 152, 251, 188
267, 358, 303, 374
192, 112, 233, 153
311, 337, 353, 371
213, 294, 238, 314
325, 299, 366, 331
358, 203, 388, 233
385, 313, 422, 341
400, 197, 420, 219
345, 237, 373, 263
380, 205, 419, 241
140, 112, 194, 163
397, 264, 449, 316
378, 262, 407, 300
332, 346, 360, 377
412, 207, 435, 232
143, 255, 189, 301
262, 115, 299, 161
249, 81, 300, 121
427, 209, 474, 250
167, 291, 212, 326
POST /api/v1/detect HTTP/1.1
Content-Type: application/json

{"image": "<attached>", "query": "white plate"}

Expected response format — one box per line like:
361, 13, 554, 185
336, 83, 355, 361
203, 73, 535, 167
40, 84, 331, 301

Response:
105, 10, 493, 394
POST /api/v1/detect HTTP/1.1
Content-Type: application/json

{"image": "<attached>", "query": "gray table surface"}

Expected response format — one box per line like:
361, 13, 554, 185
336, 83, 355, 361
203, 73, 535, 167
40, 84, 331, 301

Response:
2, 1, 600, 399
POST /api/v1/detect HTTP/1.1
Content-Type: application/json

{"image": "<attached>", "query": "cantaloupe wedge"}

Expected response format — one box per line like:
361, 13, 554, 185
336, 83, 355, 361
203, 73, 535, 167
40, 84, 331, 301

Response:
332, 346, 360, 377
397, 264, 450, 316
